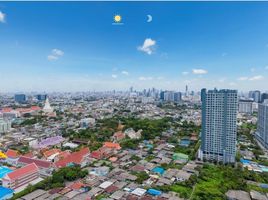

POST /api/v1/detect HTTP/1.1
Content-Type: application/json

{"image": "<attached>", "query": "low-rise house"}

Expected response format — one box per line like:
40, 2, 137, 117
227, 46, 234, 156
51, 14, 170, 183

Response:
5, 149, 20, 166
110, 190, 125, 200
91, 146, 114, 160
43, 148, 61, 160
104, 142, 121, 150
225, 190, 251, 200
250, 190, 268, 200
124, 128, 142, 139
172, 153, 188, 164
113, 131, 126, 141
175, 170, 191, 182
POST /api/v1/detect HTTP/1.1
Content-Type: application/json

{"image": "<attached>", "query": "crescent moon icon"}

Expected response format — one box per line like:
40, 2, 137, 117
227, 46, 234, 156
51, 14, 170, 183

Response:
147, 15, 152, 23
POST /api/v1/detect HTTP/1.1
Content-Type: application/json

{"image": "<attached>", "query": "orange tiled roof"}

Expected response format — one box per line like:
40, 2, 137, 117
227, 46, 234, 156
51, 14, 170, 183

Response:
69, 181, 85, 190
104, 142, 121, 150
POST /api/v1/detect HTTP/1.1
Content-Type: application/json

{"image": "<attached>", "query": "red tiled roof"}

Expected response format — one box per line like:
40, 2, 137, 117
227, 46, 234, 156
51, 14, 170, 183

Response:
31, 106, 41, 111
90, 151, 102, 159
18, 156, 52, 168
104, 185, 119, 193
1, 107, 13, 113
69, 181, 85, 190
23, 152, 34, 158
57, 151, 71, 160
126, 195, 139, 200
5, 163, 38, 180
43, 149, 61, 158
6, 149, 19, 158
55, 147, 90, 168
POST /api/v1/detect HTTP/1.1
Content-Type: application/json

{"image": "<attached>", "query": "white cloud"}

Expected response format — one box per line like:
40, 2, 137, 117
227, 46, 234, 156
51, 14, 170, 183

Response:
238, 77, 248, 81
249, 75, 264, 81
238, 75, 264, 81
52, 49, 64, 56
47, 48, 64, 61
138, 38, 156, 55
121, 71, 129, 76
0, 11, 6, 23
47, 55, 58, 61
111, 74, 118, 79
139, 76, 153, 81
192, 69, 208, 75
182, 71, 189, 75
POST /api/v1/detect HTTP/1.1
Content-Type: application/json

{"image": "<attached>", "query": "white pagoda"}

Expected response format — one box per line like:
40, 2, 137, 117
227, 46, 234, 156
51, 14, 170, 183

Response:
43, 98, 56, 116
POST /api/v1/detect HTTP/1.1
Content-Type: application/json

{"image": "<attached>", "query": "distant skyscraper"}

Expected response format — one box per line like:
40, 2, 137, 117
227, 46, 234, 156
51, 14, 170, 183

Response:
14, 94, 26, 103
199, 89, 238, 163
256, 100, 268, 149
174, 92, 182, 102
185, 85, 188, 96
261, 93, 268, 103
37, 94, 47, 101
249, 90, 261, 103
160, 91, 165, 100
164, 91, 174, 102
130, 86, 133, 93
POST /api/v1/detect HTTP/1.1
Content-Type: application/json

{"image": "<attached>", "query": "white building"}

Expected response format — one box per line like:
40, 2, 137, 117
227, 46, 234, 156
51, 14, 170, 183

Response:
239, 100, 253, 114
0, 118, 11, 133
80, 118, 95, 128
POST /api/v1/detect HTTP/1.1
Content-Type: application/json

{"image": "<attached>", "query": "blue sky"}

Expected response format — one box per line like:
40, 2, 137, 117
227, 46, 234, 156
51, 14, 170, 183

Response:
0, 2, 268, 92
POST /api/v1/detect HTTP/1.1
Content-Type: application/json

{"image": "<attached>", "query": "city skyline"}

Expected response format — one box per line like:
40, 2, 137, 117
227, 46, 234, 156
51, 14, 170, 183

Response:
1, 2, 268, 92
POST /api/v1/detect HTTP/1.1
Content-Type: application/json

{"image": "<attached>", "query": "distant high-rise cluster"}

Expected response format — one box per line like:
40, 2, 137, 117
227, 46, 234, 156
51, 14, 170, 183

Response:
160, 91, 182, 102
248, 90, 268, 103
199, 89, 238, 163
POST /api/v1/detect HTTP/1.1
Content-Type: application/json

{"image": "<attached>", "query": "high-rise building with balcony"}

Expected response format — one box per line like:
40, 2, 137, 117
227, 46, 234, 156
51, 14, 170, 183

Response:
199, 89, 238, 163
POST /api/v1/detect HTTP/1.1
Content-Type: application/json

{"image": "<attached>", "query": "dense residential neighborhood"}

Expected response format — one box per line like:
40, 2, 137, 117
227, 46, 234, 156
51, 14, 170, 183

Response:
0, 89, 266, 200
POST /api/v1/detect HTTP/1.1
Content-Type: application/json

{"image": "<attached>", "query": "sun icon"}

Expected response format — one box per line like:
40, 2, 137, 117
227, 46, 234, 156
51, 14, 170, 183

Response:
114, 15, 122, 23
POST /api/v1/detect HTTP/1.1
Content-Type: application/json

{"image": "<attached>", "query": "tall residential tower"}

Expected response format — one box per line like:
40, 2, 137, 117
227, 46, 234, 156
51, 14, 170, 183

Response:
255, 100, 268, 149
199, 89, 238, 163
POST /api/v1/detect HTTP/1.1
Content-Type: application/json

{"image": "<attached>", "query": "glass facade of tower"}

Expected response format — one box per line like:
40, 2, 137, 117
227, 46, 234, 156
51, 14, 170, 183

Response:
199, 89, 238, 163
